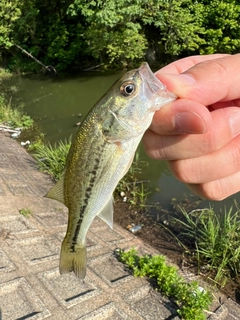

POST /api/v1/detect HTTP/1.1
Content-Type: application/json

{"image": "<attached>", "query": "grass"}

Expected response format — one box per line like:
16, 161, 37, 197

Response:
0, 69, 11, 79
167, 203, 240, 287
30, 137, 71, 181
19, 208, 33, 218
117, 248, 212, 320
0, 72, 33, 130
0, 95, 33, 129
115, 152, 151, 210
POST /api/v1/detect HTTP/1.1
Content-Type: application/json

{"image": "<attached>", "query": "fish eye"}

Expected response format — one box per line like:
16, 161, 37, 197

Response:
120, 82, 136, 97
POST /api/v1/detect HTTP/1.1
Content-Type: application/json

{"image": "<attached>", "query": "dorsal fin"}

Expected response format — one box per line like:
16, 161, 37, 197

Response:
98, 196, 114, 229
45, 177, 65, 205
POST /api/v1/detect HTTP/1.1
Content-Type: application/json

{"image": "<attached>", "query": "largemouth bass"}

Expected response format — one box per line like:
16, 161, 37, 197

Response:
46, 62, 176, 279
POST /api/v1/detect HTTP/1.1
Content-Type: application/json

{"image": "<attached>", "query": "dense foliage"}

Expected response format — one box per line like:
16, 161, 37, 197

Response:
1, 0, 240, 72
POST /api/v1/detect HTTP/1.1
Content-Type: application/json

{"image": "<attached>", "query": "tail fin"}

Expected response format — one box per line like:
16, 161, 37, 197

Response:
59, 240, 87, 279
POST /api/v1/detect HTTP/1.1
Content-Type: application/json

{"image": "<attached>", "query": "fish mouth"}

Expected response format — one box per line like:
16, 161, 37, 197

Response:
139, 62, 165, 94
139, 62, 177, 109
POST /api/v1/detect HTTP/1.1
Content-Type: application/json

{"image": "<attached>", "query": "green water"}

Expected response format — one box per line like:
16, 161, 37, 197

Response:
5, 71, 240, 215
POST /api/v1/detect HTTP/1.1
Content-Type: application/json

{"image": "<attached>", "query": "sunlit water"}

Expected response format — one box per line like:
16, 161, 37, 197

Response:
4, 71, 240, 217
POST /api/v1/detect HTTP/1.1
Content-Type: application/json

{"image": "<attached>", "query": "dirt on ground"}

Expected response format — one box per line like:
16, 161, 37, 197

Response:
113, 198, 240, 305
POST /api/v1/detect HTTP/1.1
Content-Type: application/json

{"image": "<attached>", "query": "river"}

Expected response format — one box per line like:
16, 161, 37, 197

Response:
4, 71, 240, 217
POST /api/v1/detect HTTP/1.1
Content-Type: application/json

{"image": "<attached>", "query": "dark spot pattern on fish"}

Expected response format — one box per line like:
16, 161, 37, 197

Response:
90, 176, 95, 184
71, 140, 107, 252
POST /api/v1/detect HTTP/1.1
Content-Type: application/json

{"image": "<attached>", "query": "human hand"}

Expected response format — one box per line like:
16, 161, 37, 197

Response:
143, 54, 240, 200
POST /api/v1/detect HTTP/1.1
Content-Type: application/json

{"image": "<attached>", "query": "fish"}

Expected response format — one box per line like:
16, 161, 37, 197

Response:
45, 62, 177, 279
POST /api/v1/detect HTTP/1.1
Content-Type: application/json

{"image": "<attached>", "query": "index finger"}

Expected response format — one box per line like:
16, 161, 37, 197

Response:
156, 54, 240, 105
159, 54, 229, 74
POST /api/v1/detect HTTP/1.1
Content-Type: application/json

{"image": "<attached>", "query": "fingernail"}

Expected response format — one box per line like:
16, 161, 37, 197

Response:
229, 110, 240, 137
175, 111, 206, 133
161, 73, 196, 86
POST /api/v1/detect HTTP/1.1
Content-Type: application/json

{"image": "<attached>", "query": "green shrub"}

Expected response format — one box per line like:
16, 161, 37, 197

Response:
118, 248, 212, 320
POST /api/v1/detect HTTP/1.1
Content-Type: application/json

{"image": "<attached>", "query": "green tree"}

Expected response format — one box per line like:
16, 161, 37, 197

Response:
142, 0, 206, 59
33, 0, 85, 70
67, 0, 148, 66
198, 0, 240, 54
68, 0, 206, 66
0, 0, 38, 70
2, 0, 240, 72
0, 0, 22, 50
1, 0, 86, 71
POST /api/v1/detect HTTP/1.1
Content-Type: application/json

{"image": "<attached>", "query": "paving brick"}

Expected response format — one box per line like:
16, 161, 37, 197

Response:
125, 284, 180, 320
79, 302, 130, 320
0, 248, 16, 273
0, 277, 51, 320
0, 214, 39, 239
38, 268, 101, 309
7, 182, 37, 196
0, 184, 6, 196
34, 211, 67, 230
89, 253, 130, 286
14, 236, 59, 266
91, 222, 134, 245
226, 298, 240, 319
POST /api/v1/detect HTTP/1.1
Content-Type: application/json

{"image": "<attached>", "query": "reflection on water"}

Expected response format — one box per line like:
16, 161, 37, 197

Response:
5, 71, 240, 215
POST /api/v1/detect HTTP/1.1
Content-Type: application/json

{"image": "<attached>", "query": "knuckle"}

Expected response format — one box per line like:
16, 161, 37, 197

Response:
198, 181, 225, 201
144, 144, 166, 160
197, 59, 228, 76
143, 135, 169, 160
168, 159, 199, 184
230, 143, 240, 168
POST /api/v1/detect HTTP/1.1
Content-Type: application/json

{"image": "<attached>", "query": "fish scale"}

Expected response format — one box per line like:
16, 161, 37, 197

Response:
46, 62, 177, 279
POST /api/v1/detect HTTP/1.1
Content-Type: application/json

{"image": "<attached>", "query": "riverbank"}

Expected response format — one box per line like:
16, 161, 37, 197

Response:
114, 194, 240, 307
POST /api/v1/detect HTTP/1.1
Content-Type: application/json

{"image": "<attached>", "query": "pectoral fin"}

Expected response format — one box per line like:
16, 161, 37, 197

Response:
98, 196, 114, 229
45, 177, 65, 205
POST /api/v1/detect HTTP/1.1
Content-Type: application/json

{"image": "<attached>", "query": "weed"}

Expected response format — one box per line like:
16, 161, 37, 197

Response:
116, 152, 151, 210
19, 208, 33, 218
169, 204, 240, 286
130, 182, 151, 208
0, 96, 33, 129
31, 137, 71, 181
118, 248, 212, 320
27, 133, 45, 151
0, 69, 11, 78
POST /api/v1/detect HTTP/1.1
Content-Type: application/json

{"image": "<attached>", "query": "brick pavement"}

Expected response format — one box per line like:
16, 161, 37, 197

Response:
0, 132, 239, 320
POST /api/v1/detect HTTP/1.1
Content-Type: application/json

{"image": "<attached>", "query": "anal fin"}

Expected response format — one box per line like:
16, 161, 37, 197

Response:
98, 196, 114, 229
